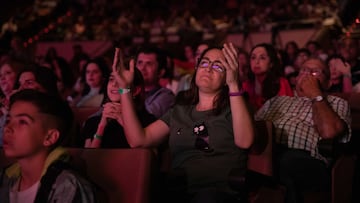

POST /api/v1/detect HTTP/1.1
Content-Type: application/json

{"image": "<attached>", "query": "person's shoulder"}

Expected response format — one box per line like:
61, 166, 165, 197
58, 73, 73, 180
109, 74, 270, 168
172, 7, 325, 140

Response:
242, 80, 252, 89
50, 168, 97, 202
279, 77, 290, 83
156, 87, 175, 96
327, 94, 349, 104
147, 87, 175, 104
50, 161, 95, 191
271, 95, 291, 102
56, 169, 91, 185
85, 114, 101, 124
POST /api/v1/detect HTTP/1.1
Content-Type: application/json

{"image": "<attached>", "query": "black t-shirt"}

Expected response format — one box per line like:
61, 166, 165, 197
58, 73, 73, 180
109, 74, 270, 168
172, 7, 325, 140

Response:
79, 108, 156, 148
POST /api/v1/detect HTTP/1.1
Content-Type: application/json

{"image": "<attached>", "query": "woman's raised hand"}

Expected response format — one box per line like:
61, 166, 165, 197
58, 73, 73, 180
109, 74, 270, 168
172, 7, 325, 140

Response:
112, 48, 135, 88
220, 43, 239, 87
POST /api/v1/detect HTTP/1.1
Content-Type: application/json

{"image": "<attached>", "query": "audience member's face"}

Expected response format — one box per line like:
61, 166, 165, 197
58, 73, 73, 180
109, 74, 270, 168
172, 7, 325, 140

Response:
107, 73, 121, 102
18, 72, 46, 92
339, 38, 359, 62
195, 49, 226, 93
3, 101, 51, 158
238, 53, 248, 67
286, 43, 297, 56
250, 47, 271, 75
306, 43, 317, 55
136, 53, 159, 87
294, 52, 309, 70
0, 63, 17, 96
296, 59, 329, 91
238, 52, 249, 79
328, 58, 343, 81
85, 63, 103, 88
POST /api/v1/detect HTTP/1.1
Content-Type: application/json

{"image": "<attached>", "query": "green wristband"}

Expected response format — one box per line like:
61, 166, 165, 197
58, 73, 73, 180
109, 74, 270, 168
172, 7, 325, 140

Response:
118, 88, 131, 94
94, 133, 103, 140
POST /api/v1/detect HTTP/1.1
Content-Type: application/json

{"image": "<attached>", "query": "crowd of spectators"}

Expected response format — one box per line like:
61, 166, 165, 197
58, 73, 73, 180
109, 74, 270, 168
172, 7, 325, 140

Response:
0, 0, 360, 202
1, 0, 338, 44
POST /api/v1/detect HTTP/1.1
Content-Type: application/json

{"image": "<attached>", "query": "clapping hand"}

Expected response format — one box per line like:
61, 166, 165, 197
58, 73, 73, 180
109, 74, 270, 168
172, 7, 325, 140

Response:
220, 43, 239, 87
112, 48, 135, 88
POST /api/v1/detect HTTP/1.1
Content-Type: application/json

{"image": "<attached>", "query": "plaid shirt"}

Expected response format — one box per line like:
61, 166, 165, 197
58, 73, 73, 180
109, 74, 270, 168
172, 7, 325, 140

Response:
255, 95, 351, 163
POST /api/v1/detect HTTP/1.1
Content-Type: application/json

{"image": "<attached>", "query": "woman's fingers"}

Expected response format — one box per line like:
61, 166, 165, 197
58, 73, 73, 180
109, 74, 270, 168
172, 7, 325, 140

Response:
129, 58, 135, 75
222, 44, 238, 71
112, 48, 119, 72
224, 43, 237, 57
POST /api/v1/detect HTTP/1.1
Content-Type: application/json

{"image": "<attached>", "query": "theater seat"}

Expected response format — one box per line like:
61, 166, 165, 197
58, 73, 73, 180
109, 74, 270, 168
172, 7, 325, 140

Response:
229, 121, 285, 203
0, 148, 155, 203
302, 132, 357, 203
71, 107, 100, 127
68, 148, 155, 203
248, 121, 274, 177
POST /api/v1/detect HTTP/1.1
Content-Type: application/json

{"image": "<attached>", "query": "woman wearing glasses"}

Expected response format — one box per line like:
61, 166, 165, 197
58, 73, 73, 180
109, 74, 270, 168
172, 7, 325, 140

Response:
242, 43, 293, 110
112, 43, 254, 202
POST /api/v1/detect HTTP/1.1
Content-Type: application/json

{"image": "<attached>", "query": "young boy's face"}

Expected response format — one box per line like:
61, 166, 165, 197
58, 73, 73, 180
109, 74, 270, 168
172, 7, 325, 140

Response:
2, 101, 52, 159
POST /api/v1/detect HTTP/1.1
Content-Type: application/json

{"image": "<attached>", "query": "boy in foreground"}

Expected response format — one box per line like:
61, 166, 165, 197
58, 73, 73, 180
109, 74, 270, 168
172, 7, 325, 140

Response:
0, 89, 97, 202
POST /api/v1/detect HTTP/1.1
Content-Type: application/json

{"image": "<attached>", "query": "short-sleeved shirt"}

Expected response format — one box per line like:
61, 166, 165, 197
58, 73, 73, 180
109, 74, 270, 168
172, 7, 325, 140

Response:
145, 86, 175, 118
160, 104, 247, 194
255, 95, 351, 163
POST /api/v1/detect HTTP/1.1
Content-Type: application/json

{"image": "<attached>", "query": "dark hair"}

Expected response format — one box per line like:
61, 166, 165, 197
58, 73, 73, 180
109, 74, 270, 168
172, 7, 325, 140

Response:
296, 48, 311, 57
176, 46, 229, 115
80, 57, 110, 96
135, 46, 167, 73
9, 89, 74, 148
326, 54, 346, 66
306, 40, 320, 49
15, 65, 60, 97
285, 41, 299, 52
248, 43, 282, 100
44, 49, 75, 89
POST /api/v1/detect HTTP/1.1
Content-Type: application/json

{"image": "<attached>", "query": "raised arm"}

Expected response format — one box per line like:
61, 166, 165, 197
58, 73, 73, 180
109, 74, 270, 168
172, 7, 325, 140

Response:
221, 43, 255, 149
298, 73, 346, 139
336, 60, 353, 93
112, 48, 169, 147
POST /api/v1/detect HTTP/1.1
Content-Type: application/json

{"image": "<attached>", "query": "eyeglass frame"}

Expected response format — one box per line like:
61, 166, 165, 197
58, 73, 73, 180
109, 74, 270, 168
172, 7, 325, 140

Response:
299, 67, 324, 77
196, 58, 225, 73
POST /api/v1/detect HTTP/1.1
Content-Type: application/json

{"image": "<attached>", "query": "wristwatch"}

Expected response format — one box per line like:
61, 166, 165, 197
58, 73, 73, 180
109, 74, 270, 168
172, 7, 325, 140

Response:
311, 95, 324, 103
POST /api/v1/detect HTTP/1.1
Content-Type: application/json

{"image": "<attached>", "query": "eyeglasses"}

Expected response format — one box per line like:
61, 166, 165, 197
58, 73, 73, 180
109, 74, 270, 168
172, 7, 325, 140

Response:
197, 59, 225, 73
193, 122, 213, 152
299, 68, 324, 76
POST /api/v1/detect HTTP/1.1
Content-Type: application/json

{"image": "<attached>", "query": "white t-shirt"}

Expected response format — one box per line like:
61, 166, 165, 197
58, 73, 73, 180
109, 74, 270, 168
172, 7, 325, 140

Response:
10, 181, 40, 203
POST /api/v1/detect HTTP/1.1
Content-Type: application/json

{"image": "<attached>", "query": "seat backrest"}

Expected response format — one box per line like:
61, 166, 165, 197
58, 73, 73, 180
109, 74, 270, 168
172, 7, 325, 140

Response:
248, 121, 273, 176
331, 154, 356, 203
0, 148, 155, 203
67, 148, 155, 203
71, 107, 100, 127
